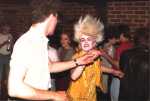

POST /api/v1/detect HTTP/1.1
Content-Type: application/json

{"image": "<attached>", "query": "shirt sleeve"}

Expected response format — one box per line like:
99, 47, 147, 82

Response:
48, 47, 59, 62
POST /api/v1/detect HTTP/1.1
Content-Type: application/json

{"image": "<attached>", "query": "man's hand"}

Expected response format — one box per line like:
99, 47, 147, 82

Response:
112, 69, 124, 78
76, 49, 101, 66
54, 91, 69, 101
99, 49, 109, 57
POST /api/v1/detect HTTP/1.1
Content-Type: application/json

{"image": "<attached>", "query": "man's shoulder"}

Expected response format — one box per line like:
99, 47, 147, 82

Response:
119, 49, 133, 70
121, 46, 149, 61
124, 46, 148, 54
122, 48, 133, 56
14, 33, 32, 48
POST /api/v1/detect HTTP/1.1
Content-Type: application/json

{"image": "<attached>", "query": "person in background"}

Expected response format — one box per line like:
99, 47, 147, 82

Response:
0, 24, 13, 98
101, 24, 133, 101
8, 2, 101, 101
119, 27, 149, 101
67, 15, 124, 101
55, 32, 75, 91
98, 25, 120, 100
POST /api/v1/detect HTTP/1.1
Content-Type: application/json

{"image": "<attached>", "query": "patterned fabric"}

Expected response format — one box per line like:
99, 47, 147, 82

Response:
67, 51, 105, 101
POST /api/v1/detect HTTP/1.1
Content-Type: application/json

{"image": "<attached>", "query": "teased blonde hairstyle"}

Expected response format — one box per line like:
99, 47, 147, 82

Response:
74, 15, 104, 43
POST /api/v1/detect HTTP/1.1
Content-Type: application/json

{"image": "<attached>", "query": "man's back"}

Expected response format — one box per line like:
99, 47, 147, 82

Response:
10, 29, 51, 90
119, 46, 149, 101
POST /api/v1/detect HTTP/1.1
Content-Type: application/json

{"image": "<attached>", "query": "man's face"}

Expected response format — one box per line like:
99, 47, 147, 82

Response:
109, 37, 118, 45
79, 34, 96, 52
119, 34, 126, 42
47, 14, 58, 36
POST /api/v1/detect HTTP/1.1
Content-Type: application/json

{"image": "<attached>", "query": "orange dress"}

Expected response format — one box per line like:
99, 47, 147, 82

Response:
67, 51, 105, 101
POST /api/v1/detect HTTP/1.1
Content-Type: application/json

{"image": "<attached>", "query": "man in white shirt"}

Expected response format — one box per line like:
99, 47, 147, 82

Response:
8, 2, 101, 101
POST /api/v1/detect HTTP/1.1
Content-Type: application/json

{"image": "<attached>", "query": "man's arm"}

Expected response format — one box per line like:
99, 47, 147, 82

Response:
101, 65, 124, 78
49, 49, 101, 73
100, 49, 119, 68
8, 66, 68, 101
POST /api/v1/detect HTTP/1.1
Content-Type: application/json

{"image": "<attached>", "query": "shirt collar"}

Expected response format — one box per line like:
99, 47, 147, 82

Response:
27, 26, 49, 43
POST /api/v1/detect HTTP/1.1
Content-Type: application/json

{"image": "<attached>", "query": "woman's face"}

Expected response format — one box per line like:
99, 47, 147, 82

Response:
60, 34, 70, 48
79, 34, 96, 52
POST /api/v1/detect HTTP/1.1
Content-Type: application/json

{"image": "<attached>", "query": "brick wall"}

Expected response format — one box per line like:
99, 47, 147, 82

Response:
59, 0, 150, 33
0, 0, 149, 39
0, 3, 31, 39
60, 2, 97, 33
107, 0, 150, 31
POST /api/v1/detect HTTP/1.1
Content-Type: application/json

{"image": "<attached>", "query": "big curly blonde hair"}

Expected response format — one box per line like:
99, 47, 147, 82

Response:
74, 15, 104, 43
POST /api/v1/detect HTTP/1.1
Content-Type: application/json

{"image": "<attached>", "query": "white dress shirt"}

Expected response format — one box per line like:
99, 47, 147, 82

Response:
10, 27, 51, 90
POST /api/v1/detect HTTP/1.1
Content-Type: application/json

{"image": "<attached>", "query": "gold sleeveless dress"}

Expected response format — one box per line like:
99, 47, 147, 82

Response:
67, 51, 105, 101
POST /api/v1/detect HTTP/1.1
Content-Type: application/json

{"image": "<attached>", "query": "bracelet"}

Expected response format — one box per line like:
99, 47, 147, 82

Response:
73, 59, 80, 67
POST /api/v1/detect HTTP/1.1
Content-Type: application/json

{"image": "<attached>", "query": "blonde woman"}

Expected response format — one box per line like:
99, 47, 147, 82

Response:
67, 15, 124, 101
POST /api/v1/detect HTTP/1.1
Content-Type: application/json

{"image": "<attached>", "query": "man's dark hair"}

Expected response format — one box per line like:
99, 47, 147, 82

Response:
31, 0, 59, 24
134, 27, 149, 46
98, 25, 120, 47
119, 46, 149, 101
117, 24, 131, 40
104, 25, 120, 40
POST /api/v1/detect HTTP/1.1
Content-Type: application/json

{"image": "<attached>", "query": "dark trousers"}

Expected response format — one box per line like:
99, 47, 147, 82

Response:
0, 54, 10, 100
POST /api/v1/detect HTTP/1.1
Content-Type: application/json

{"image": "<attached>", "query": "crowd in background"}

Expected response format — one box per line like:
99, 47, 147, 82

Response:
0, 25, 13, 99
47, 23, 149, 101
0, 21, 149, 101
